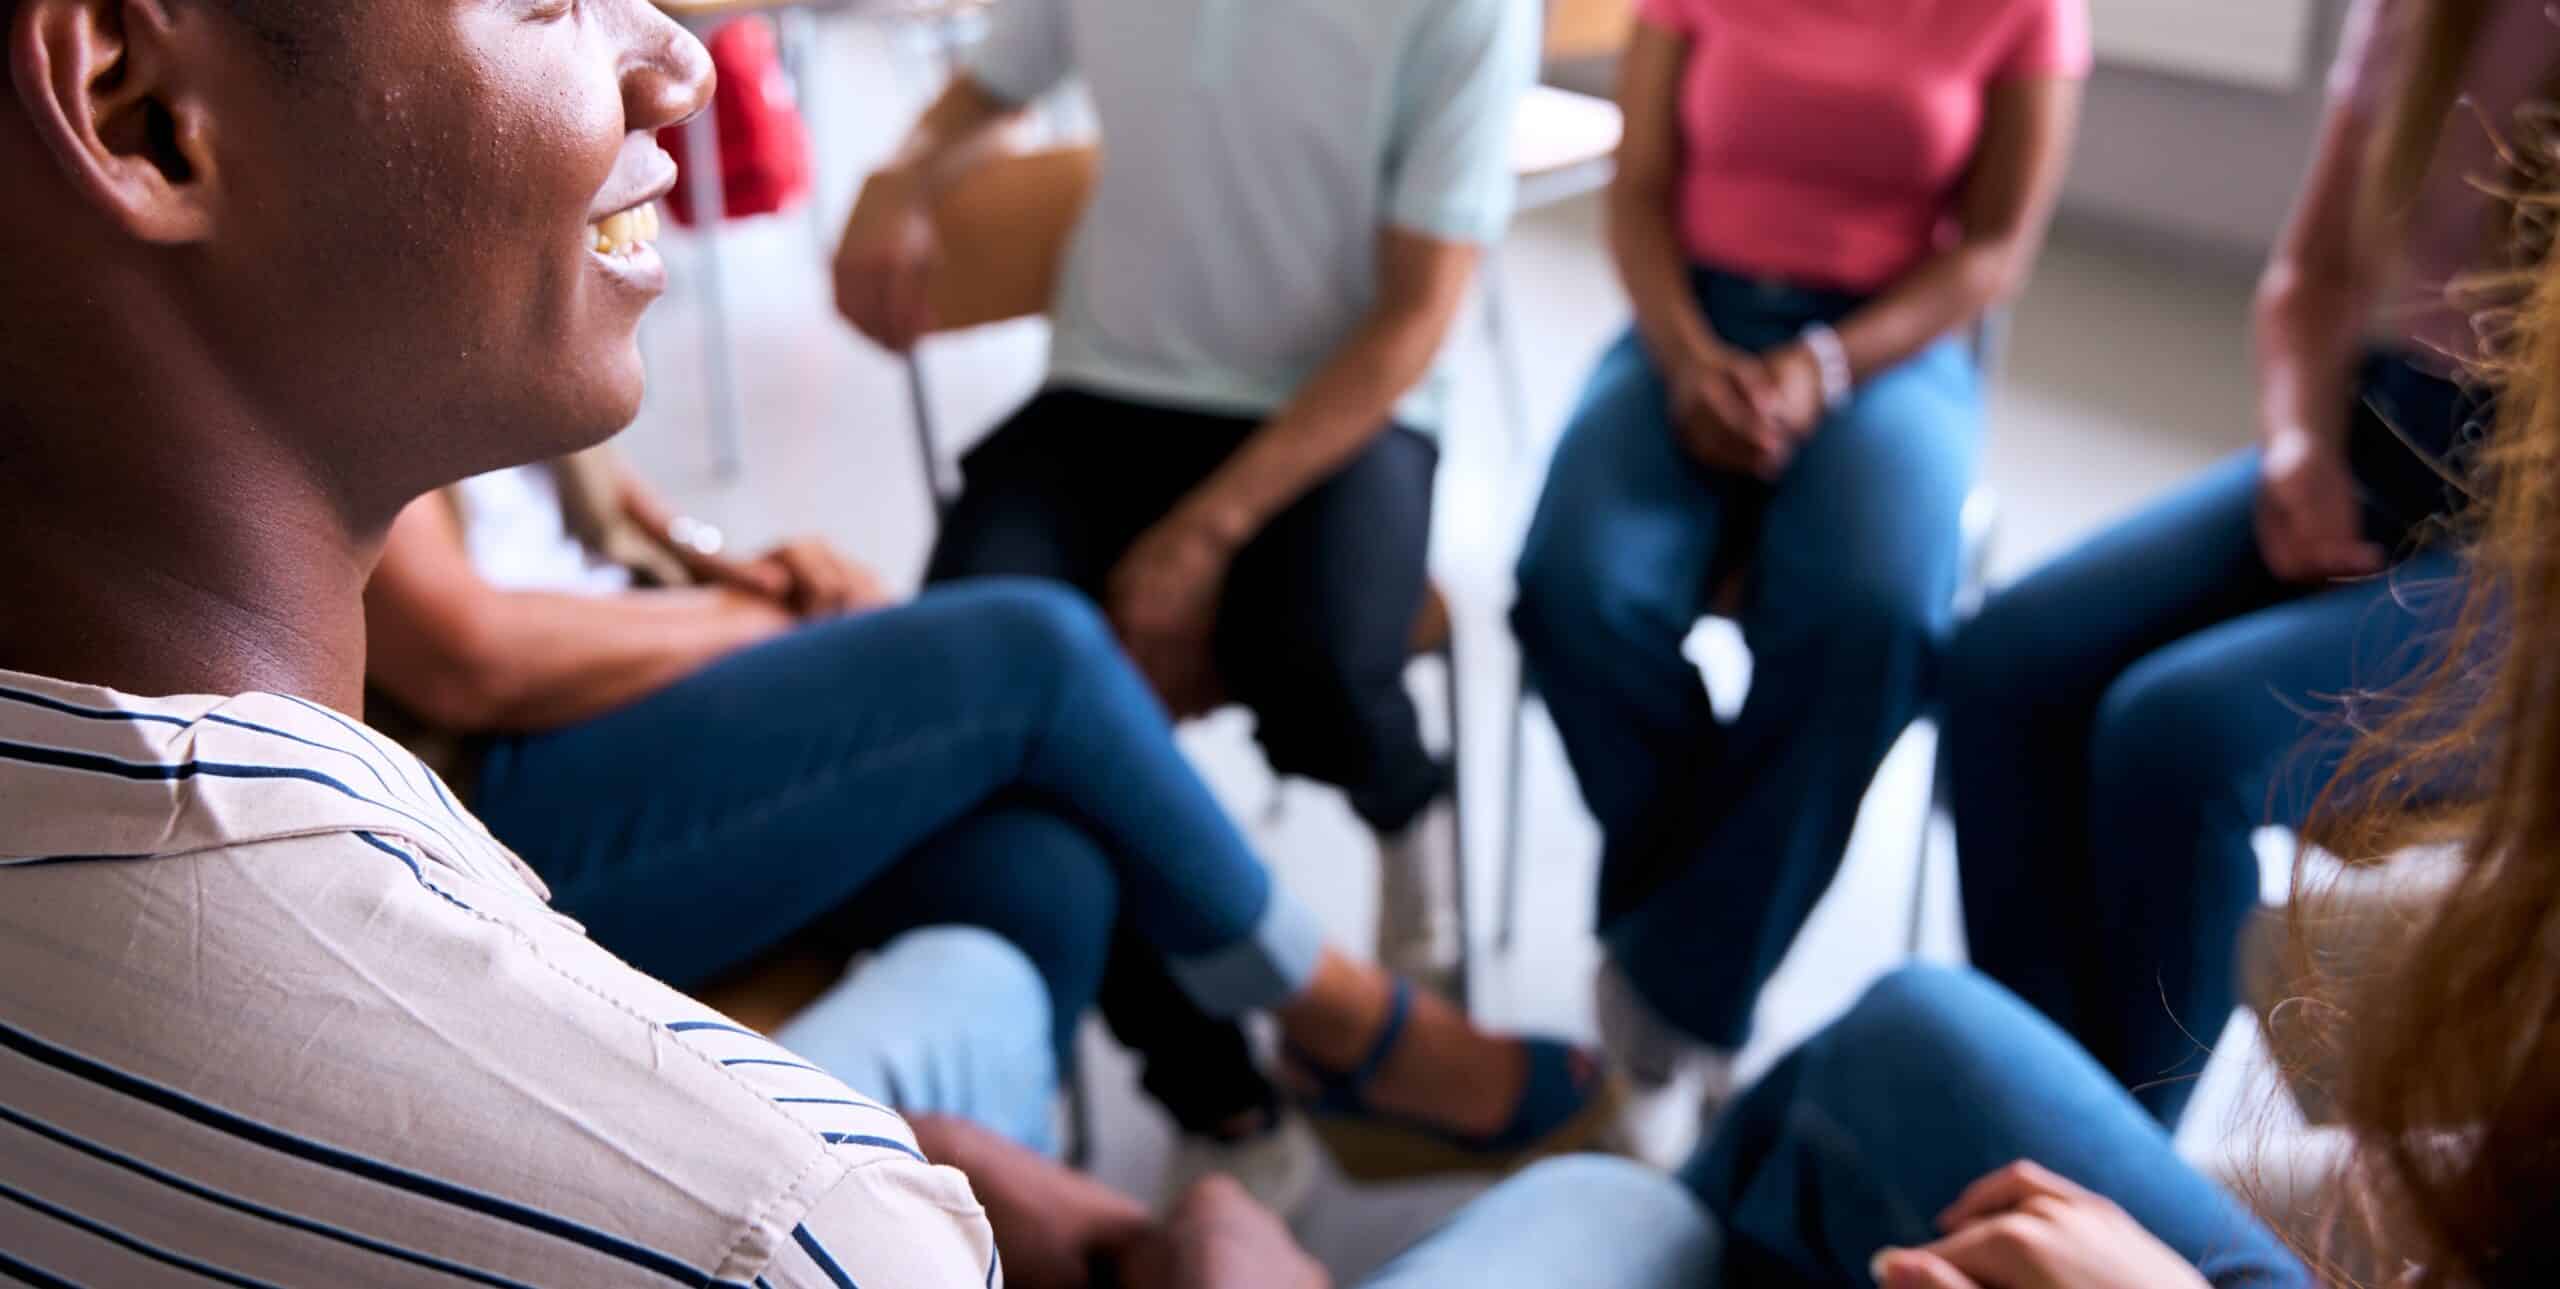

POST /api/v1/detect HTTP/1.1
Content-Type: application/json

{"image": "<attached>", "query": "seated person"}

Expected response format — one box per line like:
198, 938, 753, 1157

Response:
1940, 0, 2545, 1127
0, 0, 1673, 1281
1507, 0, 2086, 1102
363, 445, 1608, 1181
835, 0, 1532, 1186
1671, 186, 2560, 1284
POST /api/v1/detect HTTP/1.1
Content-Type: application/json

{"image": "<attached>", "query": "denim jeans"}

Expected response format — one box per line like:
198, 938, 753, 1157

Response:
1684, 966, 2309, 1288
469, 581, 1326, 1079
773, 926, 1062, 1154
1942, 352, 2474, 1126
1360, 1157, 1717, 1288
1513, 267, 1981, 1047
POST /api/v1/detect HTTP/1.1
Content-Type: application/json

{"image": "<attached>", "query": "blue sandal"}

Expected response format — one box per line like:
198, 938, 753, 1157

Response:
1284, 979, 1620, 1182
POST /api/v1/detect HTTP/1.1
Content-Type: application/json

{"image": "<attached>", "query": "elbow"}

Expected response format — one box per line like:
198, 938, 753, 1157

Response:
376, 627, 523, 735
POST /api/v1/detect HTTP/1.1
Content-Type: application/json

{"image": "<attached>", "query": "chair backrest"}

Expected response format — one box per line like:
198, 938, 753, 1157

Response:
1544, 0, 1634, 62
916, 145, 1100, 333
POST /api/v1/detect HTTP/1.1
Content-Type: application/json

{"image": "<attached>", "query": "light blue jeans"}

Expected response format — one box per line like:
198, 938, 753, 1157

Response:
774, 926, 1064, 1156
782, 927, 1722, 1287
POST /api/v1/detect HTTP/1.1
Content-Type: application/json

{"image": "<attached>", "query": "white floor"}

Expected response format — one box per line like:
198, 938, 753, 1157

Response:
615, 18, 2299, 1278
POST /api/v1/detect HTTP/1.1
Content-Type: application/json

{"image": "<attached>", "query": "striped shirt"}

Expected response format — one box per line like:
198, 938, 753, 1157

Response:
0, 668, 1001, 1287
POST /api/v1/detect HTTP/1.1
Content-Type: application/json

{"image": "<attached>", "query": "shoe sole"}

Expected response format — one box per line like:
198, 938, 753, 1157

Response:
1303, 1073, 1629, 1184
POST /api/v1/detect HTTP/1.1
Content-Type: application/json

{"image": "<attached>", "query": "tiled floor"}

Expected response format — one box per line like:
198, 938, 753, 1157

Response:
614, 17, 2297, 1279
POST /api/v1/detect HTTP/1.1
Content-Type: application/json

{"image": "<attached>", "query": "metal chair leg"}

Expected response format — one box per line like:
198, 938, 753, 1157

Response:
679, 105, 746, 481
904, 352, 955, 526
1442, 637, 1472, 1012
1906, 728, 1943, 957
1480, 245, 1532, 464
1497, 668, 1531, 957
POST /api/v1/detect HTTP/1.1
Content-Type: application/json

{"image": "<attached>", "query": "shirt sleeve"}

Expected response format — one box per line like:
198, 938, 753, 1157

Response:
965, 0, 1073, 106
1995, 0, 2093, 81
1384, 0, 1540, 244
757, 1159, 1004, 1288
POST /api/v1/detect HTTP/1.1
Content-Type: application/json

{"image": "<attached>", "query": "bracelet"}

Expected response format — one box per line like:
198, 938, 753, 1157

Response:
667, 515, 727, 558
1798, 323, 1853, 411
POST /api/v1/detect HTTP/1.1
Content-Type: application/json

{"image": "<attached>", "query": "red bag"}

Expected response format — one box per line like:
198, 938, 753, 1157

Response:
660, 17, 812, 226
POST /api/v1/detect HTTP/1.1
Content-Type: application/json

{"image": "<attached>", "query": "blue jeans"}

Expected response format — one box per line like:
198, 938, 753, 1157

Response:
774, 926, 1062, 1154
1683, 966, 2309, 1287
1514, 267, 1981, 1047
1942, 353, 2473, 1126
470, 581, 1326, 1077
1361, 1157, 1717, 1288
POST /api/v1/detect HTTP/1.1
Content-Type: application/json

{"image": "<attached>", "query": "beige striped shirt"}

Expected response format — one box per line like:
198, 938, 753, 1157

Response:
0, 667, 1001, 1286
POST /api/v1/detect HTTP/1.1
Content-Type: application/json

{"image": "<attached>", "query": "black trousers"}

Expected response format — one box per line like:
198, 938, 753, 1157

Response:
925, 387, 1441, 1133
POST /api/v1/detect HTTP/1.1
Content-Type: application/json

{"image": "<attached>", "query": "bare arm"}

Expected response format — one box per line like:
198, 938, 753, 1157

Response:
1826, 74, 2084, 381
1172, 228, 1478, 546
363, 497, 792, 733
2256, 97, 2387, 452
1607, 20, 1724, 373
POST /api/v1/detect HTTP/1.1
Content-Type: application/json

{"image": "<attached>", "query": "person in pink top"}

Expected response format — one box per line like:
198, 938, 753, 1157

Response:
1940, 0, 2558, 1129
1510, 0, 2090, 1106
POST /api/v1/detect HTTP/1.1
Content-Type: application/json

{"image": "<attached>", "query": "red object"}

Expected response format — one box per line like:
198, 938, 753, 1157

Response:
660, 18, 812, 226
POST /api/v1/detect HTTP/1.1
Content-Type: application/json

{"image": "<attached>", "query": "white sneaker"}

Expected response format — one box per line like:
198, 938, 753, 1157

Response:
1375, 799, 1462, 983
1160, 1109, 1323, 1221
1593, 957, 1735, 1169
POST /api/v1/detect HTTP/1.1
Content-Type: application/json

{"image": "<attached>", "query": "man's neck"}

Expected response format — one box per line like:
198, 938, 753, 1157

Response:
0, 425, 379, 714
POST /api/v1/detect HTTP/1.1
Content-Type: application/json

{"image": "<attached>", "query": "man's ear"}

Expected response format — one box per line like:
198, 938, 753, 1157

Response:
10, 0, 225, 243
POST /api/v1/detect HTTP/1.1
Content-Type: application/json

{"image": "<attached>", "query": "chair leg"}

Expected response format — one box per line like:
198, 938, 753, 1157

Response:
1479, 246, 1532, 464
1497, 667, 1531, 957
905, 352, 954, 528
1906, 724, 1946, 958
1441, 638, 1472, 1013
679, 103, 746, 482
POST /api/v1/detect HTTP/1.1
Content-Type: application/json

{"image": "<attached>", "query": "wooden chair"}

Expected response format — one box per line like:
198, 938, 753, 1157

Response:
861, 147, 1482, 1002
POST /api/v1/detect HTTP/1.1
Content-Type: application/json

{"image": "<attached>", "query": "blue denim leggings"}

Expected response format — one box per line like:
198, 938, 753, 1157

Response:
1942, 353, 2473, 1126
1514, 267, 1981, 1047
470, 580, 1326, 1075
1685, 966, 2309, 1287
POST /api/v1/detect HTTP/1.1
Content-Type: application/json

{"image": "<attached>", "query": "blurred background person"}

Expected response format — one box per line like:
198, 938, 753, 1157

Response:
834, 0, 1534, 1199
1939, 0, 2553, 1128
1509, 0, 2088, 1112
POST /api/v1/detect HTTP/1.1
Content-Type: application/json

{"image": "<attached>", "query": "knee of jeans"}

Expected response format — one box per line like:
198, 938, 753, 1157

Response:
2091, 656, 2247, 801
1478, 1156, 1718, 1267
874, 926, 1057, 1057
1829, 965, 2021, 1065
967, 578, 1115, 651
1513, 545, 1677, 680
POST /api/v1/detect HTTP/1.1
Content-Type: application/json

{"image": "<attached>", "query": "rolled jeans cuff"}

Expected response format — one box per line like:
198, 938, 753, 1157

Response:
1166, 886, 1327, 1016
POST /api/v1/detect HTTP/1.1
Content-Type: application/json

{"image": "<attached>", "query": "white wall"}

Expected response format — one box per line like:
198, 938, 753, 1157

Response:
2060, 0, 2352, 264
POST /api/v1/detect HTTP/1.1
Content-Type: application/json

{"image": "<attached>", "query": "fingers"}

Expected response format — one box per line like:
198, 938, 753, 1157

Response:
1873, 1248, 1985, 1289
1940, 1160, 2091, 1231
698, 551, 791, 600
1908, 1214, 2052, 1287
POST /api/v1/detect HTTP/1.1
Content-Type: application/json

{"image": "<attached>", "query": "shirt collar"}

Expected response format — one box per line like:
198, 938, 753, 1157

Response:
0, 667, 541, 896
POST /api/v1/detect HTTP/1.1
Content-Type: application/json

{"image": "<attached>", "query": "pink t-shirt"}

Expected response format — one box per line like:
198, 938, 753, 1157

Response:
1639, 0, 2091, 293
2332, 0, 2557, 367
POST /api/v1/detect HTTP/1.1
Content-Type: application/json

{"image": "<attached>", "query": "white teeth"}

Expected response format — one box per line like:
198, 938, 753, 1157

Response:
589, 201, 660, 257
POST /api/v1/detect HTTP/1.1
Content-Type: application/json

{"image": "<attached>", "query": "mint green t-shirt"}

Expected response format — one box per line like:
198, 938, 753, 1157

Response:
968, 0, 1536, 434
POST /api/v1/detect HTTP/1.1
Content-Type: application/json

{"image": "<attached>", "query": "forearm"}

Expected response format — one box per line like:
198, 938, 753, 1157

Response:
1828, 238, 2025, 380
1607, 184, 1722, 367
403, 588, 790, 732
2254, 263, 2369, 447
1176, 308, 1454, 543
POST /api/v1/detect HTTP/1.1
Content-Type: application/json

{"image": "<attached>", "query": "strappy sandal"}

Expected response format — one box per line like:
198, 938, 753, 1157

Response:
1283, 978, 1622, 1183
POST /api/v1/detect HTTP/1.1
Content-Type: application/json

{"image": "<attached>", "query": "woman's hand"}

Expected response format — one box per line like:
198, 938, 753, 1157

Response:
1120, 1177, 1332, 1289
2256, 426, 2384, 584
683, 537, 891, 620
1107, 514, 1236, 719
1873, 1162, 2213, 1289
1671, 345, 1795, 479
